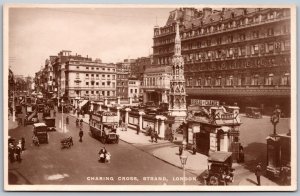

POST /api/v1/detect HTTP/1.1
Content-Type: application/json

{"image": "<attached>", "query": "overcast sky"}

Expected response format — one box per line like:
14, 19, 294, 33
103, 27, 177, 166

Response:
8, 7, 173, 77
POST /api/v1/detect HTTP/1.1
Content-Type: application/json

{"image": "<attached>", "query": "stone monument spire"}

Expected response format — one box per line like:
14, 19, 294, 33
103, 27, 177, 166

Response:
169, 21, 187, 119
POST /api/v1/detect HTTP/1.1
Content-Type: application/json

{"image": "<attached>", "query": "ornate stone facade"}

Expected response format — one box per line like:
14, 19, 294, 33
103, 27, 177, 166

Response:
153, 8, 291, 115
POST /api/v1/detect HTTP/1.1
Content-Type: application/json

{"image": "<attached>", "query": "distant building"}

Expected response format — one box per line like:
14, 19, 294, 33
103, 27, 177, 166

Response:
36, 50, 117, 106
153, 8, 291, 115
116, 59, 131, 98
142, 65, 172, 104
128, 77, 141, 100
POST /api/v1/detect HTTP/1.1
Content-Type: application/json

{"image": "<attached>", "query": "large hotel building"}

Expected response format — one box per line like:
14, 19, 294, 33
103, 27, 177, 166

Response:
152, 8, 291, 115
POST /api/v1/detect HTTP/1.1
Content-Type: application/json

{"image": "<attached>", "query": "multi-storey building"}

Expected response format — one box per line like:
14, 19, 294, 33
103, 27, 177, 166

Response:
36, 50, 117, 106
116, 60, 130, 98
66, 58, 116, 102
153, 8, 291, 115
142, 66, 172, 104
128, 77, 141, 100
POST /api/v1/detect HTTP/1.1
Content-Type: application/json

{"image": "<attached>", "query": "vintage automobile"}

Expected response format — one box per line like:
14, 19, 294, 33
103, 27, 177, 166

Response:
33, 123, 49, 144
245, 107, 262, 118
204, 151, 234, 185
44, 117, 56, 131
89, 111, 119, 144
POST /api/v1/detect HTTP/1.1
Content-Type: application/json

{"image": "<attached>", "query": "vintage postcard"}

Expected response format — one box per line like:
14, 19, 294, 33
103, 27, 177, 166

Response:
3, 4, 297, 191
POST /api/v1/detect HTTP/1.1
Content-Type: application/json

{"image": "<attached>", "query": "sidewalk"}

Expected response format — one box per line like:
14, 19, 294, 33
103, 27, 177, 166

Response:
67, 112, 278, 185
238, 173, 278, 186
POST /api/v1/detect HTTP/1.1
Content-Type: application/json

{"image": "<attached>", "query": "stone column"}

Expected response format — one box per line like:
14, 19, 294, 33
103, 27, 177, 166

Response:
98, 104, 102, 111
155, 116, 160, 133
90, 101, 94, 112
162, 91, 168, 103
104, 98, 108, 106
116, 107, 121, 123
159, 116, 167, 138
125, 108, 131, 124
107, 106, 110, 112
138, 111, 145, 130
117, 96, 121, 105
223, 132, 229, 152
129, 97, 133, 105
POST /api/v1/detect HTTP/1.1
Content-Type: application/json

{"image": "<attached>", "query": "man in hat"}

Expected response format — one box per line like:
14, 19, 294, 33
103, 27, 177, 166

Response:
79, 128, 83, 142
255, 162, 262, 186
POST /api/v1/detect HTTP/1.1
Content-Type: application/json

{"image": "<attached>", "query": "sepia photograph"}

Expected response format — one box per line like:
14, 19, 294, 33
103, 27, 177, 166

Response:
3, 4, 297, 191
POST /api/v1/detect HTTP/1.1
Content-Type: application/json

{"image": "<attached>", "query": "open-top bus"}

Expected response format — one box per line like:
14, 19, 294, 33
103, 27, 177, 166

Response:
89, 111, 119, 144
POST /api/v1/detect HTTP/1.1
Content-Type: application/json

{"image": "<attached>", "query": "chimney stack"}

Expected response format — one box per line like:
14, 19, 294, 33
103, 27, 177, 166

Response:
203, 7, 212, 18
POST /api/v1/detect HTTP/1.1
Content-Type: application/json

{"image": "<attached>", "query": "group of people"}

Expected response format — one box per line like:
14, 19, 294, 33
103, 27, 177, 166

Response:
145, 125, 158, 143
8, 137, 25, 163
75, 118, 84, 128
98, 147, 111, 163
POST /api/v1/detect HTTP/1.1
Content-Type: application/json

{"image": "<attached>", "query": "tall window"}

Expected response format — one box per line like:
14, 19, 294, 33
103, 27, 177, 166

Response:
268, 43, 274, 53
251, 75, 259, 85
215, 76, 221, 86
196, 78, 202, 86
265, 74, 274, 85
281, 73, 290, 85
252, 44, 259, 55
228, 76, 233, 86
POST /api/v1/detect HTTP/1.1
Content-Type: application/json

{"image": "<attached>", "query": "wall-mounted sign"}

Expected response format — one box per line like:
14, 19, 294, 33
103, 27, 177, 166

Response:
192, 125, 200, 133
191, 99, 219, 106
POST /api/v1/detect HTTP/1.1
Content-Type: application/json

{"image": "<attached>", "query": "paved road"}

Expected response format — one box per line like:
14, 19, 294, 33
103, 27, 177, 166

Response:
8, 113, 199, 185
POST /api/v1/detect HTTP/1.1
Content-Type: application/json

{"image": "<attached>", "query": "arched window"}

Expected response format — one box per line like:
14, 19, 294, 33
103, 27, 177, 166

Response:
216, 76, 221, 86
281, 73, 290, 86
265, 73, 274, 85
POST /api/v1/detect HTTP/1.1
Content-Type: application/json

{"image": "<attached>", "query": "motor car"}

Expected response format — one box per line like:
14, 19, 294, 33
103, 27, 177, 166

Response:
33, 123, 49, 144
245, 107, 262, 118
204, 151, 234, 186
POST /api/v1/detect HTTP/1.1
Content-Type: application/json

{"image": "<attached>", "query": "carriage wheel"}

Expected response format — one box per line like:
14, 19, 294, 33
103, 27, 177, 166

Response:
209, 176, 219, 186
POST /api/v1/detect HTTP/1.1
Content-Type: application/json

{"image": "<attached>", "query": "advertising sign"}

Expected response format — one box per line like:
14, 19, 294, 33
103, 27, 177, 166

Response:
191, 99, 219, 106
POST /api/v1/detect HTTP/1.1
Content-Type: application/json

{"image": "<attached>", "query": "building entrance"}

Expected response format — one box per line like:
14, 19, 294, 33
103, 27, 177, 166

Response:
196, 132, 210, 156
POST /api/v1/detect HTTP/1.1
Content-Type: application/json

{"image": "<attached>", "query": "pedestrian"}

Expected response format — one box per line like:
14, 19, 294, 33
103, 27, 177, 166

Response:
154, 131, 158, 143
77, 111, 79, 118
80, 119, 83, 127
66, 116, 69, 125
179, 144, 183, 155
106, 152, 111, 163
136, 125, 140, 135
9, 144, 15, 163
79, 128, 83, 142
150, 129, 154, 143
255, 162, 262, 186
21, 137, 25, 151
119, 119, 122, 127
239, 145, 244, 163
15, 145, 22, 162
146, 125, 150, 135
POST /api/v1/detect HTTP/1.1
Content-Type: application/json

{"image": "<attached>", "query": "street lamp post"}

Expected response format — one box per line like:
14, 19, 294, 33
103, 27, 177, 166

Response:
61, 99, 64, 133
179, 153, 188, 186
